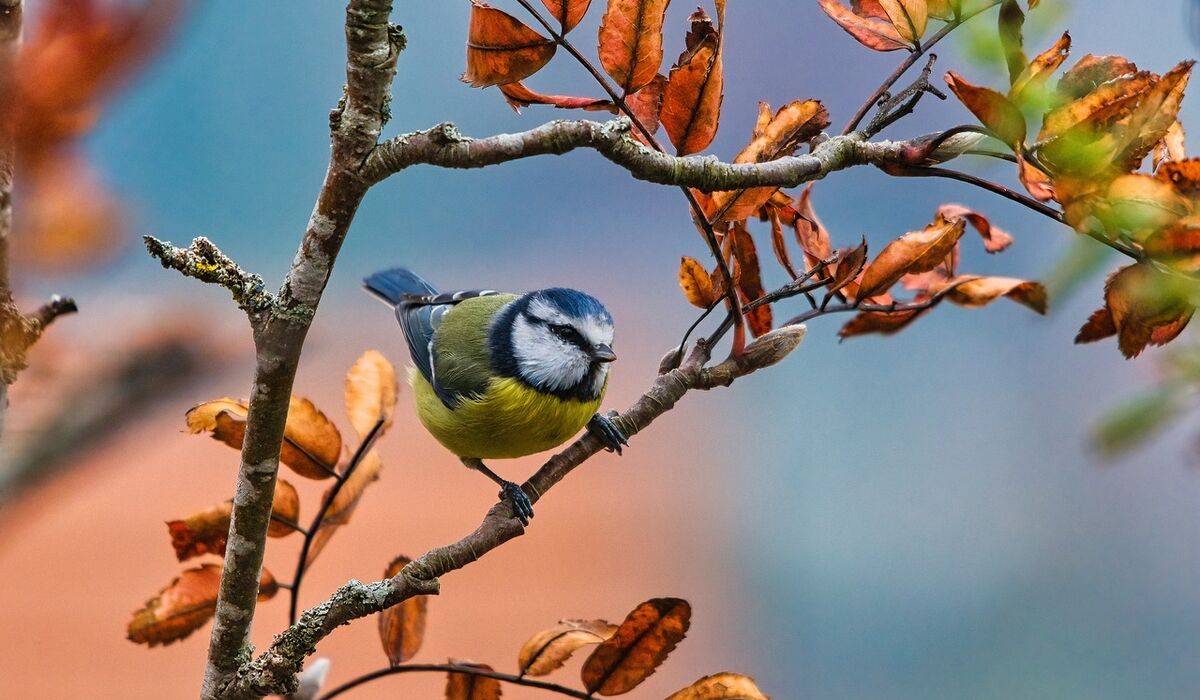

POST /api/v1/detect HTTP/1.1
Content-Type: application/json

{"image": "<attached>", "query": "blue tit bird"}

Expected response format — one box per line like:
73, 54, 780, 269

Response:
364, 268, 628, 524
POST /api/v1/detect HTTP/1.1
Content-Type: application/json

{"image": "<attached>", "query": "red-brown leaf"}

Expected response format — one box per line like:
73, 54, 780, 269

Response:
818, 0, 910, 51
598, 0, 671, 94
730, 223, 772, 337
661, 7, 724, 155
541, 0, 593, 33
937, 204, 1013, 253
711, 101, 831, 223
581, 598, 692, 695
945, 71, 1027, 148
462, 1, 556, 88
127, 564, 277, 647
857, 216, 967, 299
498, 81, 613, 112
943, 276, 1048, 313
1084, 263, 1196, 358
445, 659, 503, 700
379, 555, 429, 664
1057, 54, 1139, 102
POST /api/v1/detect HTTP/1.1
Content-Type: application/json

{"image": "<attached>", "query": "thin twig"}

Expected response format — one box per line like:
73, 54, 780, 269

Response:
513, 0, 743, 347
841, 1, 1003, 135
316, 663, 592, 700
744, 253, 840, 311
288, 416, 386, 625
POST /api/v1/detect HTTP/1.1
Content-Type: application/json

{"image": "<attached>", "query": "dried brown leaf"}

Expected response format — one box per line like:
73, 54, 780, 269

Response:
518, 619, 618, 677
379, 555, 429, 665
498, 81, 613, 112
857, 217, 966, 299
127, 564, 276, 647
936, 204, 1013, 253
679, 256, 718, 308
665, 673, 769, 700
818, 0, 910, 51
345, 350, 399, 440
581, 598, 691, 695
598, 0, 671, 93
446, 660, 503, 700
945, 71, 1027, 148
730, 223, 773, 337
540, 0, 593, 33
462, 1, 556, 88
661, 7, 724, 155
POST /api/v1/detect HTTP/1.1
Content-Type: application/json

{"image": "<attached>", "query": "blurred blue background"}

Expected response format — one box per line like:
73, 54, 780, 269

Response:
25, 1, 1200, 697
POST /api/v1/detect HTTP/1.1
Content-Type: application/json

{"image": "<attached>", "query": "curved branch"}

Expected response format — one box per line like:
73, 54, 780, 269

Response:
317, 663, 591, 700
220, 327, 809, 699
363, 119, 917, 191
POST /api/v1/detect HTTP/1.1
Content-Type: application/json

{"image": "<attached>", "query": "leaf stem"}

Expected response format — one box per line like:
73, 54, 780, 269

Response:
316, 663, 593, 700
513, 0, 743, 348
288, 416, 387, 625
841, 1, 1003, 135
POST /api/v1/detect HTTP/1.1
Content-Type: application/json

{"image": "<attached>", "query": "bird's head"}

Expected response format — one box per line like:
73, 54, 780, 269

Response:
492, 288, 615, 401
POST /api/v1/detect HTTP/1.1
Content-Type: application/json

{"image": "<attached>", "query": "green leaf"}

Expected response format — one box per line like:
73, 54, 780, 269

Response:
1092, 386, 1184, 456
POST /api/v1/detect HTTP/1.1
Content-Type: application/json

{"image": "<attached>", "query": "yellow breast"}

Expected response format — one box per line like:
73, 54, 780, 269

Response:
411, 369, 603, 459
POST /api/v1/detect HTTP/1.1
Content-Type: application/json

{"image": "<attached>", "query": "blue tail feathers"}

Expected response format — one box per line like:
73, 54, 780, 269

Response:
363, 268, 438, 306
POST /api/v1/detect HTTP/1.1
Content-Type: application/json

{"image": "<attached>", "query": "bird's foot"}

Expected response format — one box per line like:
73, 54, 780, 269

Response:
498, 480, 534, 525
587, 412, 628, 455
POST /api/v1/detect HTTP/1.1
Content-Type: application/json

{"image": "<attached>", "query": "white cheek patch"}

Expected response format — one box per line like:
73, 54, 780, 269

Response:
512, 314, 590, 392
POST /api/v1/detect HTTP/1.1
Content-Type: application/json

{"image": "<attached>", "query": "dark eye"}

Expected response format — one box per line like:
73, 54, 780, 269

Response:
550, 324, 579, 342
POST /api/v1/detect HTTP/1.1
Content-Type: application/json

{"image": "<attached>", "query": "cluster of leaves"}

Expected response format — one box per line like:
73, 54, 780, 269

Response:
938, 1, 1200, 357
0, 0, 180, 269
127, 351, 398, 646
819, 0, 985, 53
373, 594, 770, 700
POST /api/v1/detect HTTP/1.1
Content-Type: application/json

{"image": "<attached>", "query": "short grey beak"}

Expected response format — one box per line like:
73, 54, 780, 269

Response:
591, 343, 617, 363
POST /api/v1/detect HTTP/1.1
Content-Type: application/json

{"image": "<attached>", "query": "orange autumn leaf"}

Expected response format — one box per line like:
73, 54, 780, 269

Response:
1018, 154, 1055, 201
185, 396, 342, 480
166, 480, 300, 561
945, 71, 1026, 148
857, 216, 966, 299
581, 598, 691, 695
661, 6, 724, 155
827, 237, 869, 300
498, 81, 613, 112
127, 564, 277, 647
665, 673, 769, 700
838, 301, 931, 338
344, 349, 399, 440
1078, 263, 1195, 358
941, 276, 1048, 313
445, 660, 503, 700
306, 449, 382, 567
1010, 31, 1071, 103
767, 208, 800, 279
878, 0, 927, 44
730, 223, 773, 337
5, 0, 182, 165
598, 0, 670, 94
17, 153, 123, 271
1145, 214, 1200, 274
679, 256, 718, 308
710, 100, 830, 223
540, 0, 593, 33
462, 1, 556, 88
626, 73, 667, 143
1112, 60, 1194, 170
1152, 120, 1186, 171
1056, 54, 1139, 102
518, 619, 618, 677
379, 555, 430, 665
794, 185, 833, 270
936, 204, 1013, 253
817, 0, 910, 52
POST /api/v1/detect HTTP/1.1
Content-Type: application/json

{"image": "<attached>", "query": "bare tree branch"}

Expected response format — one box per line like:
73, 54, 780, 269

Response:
363, 119, 922, 192
178, 2, 405, 697
219, 326, 808, 699
144, 236, 274, 320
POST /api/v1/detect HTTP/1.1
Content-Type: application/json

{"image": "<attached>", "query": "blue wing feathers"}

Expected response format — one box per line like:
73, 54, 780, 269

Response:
364, 267, 502, 409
